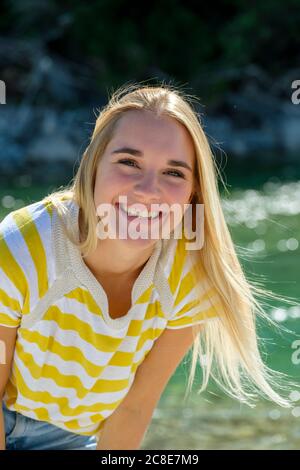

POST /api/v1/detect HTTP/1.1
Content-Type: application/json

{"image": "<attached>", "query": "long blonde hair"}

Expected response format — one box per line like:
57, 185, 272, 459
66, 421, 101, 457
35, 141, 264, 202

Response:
42, 82, 299, 408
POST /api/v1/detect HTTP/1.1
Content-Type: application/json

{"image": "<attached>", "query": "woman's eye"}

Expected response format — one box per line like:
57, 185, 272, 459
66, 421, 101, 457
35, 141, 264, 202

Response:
166, 170, 185, 179
118, 159, 139, 168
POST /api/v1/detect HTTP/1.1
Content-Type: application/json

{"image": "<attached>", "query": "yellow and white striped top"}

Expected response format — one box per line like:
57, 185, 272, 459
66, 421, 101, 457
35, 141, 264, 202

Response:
0, 197, 221, 436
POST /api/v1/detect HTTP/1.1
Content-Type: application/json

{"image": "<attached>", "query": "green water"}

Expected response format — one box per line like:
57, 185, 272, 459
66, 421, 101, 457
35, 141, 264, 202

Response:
154, 178, 300, 450
0, 178, 299, 450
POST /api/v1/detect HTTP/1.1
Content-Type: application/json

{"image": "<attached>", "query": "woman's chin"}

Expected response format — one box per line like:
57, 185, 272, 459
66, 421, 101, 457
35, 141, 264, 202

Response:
115, 228, 161, 246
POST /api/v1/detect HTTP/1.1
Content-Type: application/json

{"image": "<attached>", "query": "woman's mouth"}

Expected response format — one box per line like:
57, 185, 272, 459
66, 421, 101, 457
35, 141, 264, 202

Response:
115, 202, 163, 222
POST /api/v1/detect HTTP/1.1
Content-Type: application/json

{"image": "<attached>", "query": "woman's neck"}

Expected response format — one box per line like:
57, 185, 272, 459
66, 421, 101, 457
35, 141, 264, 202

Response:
79, 210, 154, 279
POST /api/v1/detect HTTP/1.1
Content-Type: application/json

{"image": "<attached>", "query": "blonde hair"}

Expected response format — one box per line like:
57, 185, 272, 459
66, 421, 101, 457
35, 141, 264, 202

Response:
42, 82, 299, 409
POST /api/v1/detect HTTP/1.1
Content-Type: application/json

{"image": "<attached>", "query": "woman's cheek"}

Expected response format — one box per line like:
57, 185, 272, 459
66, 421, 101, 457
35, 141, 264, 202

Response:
107, 167, 135, 185
164, 181, 192, 204
96, 171, 126, 195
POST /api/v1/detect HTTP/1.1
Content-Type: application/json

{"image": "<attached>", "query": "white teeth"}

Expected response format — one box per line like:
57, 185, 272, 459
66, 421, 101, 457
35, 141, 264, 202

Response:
119, 203, 159, 219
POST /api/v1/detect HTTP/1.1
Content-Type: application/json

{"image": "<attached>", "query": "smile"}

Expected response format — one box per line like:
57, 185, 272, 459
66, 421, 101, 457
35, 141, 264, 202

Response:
115, 202, 162, 220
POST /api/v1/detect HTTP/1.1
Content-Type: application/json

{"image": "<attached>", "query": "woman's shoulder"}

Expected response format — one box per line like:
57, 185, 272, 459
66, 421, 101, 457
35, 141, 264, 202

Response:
0, 191, 77, 243
0, 199, 59, 325
0, 198, 58, 288
0, 198, 54, 241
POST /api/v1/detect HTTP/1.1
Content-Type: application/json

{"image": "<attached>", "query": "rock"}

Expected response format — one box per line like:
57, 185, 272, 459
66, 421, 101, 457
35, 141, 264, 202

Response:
27, 133, 78, 163
0, 136, 26, 174
279, 103, 300, 155
204, 116, 277, 159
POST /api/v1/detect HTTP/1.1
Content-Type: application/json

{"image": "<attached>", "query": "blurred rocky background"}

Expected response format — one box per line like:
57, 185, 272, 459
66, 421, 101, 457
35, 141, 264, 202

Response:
0, 0, 300, 187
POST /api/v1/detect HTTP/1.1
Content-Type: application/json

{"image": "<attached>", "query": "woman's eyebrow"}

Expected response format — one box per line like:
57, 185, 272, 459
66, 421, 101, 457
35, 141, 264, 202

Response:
111, 146, 192, 172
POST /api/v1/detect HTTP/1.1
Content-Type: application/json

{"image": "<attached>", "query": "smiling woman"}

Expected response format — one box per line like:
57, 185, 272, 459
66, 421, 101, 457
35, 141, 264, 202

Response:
85, 108, 195, 277
0, 82, 298, 451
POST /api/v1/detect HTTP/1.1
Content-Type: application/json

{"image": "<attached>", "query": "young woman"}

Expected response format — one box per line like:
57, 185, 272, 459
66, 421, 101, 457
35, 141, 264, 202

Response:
0, 83, 296, 450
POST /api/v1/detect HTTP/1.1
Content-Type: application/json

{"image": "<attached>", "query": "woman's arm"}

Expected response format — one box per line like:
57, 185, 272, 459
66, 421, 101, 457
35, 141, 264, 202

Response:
96, 325, 202, 450
0, 325, 18, 450
96, 405, 152, 450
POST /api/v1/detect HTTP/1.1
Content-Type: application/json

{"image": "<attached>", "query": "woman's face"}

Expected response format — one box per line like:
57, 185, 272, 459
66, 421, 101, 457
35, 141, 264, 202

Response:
93, 109, 195, 249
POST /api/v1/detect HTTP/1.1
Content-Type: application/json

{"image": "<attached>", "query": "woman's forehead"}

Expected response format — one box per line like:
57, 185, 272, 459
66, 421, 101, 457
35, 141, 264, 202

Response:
110, 111, 196, 166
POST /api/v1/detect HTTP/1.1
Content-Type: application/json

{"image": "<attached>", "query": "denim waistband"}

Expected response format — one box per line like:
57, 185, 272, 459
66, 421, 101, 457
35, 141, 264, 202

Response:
2, 401, 97, 450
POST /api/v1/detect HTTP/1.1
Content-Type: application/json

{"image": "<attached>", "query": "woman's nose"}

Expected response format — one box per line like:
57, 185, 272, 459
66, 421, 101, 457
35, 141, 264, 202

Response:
133, 172, 161, 198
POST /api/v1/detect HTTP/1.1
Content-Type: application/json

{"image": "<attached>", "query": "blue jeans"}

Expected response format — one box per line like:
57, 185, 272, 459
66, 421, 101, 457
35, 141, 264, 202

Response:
2, 402, 97, 450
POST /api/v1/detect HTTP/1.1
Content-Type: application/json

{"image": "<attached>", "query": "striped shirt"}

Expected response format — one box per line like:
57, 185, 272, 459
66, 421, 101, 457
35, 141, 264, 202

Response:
0, 197, 221, 436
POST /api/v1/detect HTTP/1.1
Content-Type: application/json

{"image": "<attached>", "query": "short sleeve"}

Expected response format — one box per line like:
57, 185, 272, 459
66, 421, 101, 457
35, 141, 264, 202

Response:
166, 253, 222, 330
0, 213, 28, 328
